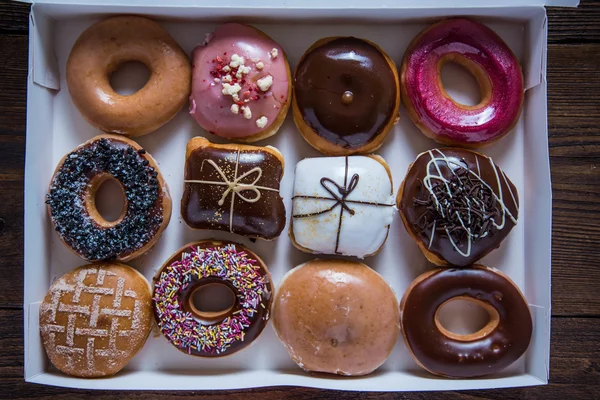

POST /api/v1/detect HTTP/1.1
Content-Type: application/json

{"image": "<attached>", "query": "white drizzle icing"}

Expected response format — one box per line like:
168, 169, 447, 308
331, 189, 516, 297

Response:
421, 149, 519, 257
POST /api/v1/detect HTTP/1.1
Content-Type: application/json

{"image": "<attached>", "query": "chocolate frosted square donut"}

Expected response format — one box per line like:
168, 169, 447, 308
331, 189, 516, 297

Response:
290, 155, 395, 258
181, 137, 286, 240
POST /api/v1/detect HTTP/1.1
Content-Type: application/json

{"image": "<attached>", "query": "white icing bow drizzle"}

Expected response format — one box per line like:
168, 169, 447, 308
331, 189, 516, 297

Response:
184, 149, 279, 233
420, 149, 518, 257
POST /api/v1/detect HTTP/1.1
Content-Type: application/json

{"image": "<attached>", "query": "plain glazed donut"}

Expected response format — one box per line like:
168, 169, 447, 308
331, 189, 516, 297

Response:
152, 241, 273, 357
39, 262, 153, 378
400, 265, 532, 378
293, 37, 400, 155
46, 134, 172, 262
189, 23, 291, 143
401, 18, 524, 148
67, 16, 191, 137
397, 148, 519, 267
273, 259, 399, 376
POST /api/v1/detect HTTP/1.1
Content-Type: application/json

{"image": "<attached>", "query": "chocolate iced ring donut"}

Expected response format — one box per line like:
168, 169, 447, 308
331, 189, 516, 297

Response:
293, 37, 400, 155
400, 265, 533, 378
397, 148, 519, 267
152, 241, 273, 357
401, 18, 524, 147
46, 135, 172, 262
67, 16, 191, 137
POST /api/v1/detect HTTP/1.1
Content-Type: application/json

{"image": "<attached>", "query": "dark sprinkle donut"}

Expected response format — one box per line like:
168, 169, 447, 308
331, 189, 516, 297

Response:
46, 136, 166, 261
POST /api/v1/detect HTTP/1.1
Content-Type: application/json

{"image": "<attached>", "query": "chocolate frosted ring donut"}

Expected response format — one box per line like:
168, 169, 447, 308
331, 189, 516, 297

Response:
293, 37, 400, 155
152, 241, 273, 357
46, 135, 172, 262
401, 18, 524, 147
400, 265, 532, 378
67, 16, 191, 137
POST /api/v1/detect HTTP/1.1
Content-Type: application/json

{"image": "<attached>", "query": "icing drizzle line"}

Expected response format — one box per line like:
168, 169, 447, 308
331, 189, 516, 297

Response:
292, 157, 394, 254
415, 149, 518, 257
185, 150, 280, 233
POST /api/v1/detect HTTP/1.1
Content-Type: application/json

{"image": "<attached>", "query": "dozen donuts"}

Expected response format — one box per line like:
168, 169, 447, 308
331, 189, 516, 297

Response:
45, 15, 537, 383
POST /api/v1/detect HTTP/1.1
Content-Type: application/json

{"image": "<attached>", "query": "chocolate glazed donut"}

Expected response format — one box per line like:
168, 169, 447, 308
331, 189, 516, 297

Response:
398, 148, 519, 267
400, 265, 533, 378
293, 37, 400, 155
153, 241, 273, 357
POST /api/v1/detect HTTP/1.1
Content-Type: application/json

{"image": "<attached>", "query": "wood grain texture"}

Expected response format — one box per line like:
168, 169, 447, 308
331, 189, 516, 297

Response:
0, 0, 599, 398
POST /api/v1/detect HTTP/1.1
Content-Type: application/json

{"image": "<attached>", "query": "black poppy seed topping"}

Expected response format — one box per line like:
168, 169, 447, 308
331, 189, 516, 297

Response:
46, 138, 164, 261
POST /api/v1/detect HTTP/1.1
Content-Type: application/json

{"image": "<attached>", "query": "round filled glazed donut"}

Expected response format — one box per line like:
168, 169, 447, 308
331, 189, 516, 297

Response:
401, 18, 524, 148
397, 148, 519, 267
46, 135, 172, 262
273, 259, 399, 376
67, 16, 191, 137
400, 265, 533, 378
152, 241, 273, 357
39, 262, 153, 378
293, 37, 400, 155
189, 23, 291, 143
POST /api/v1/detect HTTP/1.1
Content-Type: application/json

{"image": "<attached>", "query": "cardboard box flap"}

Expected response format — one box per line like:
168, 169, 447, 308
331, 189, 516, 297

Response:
22, 0, 580, 7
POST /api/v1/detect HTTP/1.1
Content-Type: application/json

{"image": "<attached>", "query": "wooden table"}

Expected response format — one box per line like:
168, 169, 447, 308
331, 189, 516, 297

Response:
1, 1, 598, 398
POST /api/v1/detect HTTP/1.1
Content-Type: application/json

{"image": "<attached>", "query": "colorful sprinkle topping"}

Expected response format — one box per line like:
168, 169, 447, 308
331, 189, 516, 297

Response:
153, 244, 268, 355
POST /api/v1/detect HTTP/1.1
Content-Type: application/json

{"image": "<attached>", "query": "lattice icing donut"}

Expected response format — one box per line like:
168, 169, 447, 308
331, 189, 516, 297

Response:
152, 241, 273, 357
397, 148, 519, 266
39, 262, 153, 378
290, 156, 395, 258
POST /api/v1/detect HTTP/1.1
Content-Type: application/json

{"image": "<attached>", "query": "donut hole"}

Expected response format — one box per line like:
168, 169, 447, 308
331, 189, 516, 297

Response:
109, 61, 151, 96
88, 175, 126, 226
189, 283, 237, 324
435, 297, 499, 341
440, 59, 485, 107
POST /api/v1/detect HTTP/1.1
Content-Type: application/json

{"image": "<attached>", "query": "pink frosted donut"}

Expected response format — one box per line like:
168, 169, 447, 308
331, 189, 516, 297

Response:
189, 23, 291, 143
401, 18, 524, 148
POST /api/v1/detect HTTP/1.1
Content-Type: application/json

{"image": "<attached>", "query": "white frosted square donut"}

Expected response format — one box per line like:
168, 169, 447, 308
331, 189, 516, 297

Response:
291, 155, 395, 258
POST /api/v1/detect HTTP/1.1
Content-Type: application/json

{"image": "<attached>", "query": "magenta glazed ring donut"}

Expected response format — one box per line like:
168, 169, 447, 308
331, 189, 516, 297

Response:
401, 18, 524, 148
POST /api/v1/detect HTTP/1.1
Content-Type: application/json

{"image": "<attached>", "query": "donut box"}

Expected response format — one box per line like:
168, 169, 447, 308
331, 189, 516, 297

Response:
23, 0, 577, 392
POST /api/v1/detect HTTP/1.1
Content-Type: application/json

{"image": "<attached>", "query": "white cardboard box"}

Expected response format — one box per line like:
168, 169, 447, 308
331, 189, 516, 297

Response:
23, 0, 578, 391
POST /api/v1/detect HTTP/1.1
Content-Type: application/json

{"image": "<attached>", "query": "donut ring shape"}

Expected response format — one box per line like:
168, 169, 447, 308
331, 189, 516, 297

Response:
400, 265, 532, 378
401, 18, 524, 148
152, 241, 273, 357
46, 135, 171, 262
67, 16, 191, 137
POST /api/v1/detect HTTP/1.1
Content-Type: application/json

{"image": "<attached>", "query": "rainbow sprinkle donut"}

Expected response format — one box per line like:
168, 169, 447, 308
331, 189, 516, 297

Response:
152, 241, 273, 357
401, 18, 524, 148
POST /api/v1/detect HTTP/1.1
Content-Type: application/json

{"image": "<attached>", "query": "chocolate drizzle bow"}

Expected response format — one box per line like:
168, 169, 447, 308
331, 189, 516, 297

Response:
185, 150, 279, 232
292, 157, 394, 254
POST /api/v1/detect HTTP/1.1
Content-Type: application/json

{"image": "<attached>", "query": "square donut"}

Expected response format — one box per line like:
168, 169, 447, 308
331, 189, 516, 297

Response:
181, 137, 286, 240
291, 155, 395, 258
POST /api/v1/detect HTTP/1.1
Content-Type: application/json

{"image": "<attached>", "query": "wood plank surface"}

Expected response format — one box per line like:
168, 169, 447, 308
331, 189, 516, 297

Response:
0, 0, 599, 398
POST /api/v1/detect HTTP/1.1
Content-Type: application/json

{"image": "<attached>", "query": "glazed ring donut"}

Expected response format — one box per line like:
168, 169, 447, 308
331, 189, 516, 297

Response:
46, 134, 172, 262
67, 16, 191, 137
400, 265, 532, 378
152, 241, 273, 357
401, 18, 524, 148
293, 37, 400, 155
